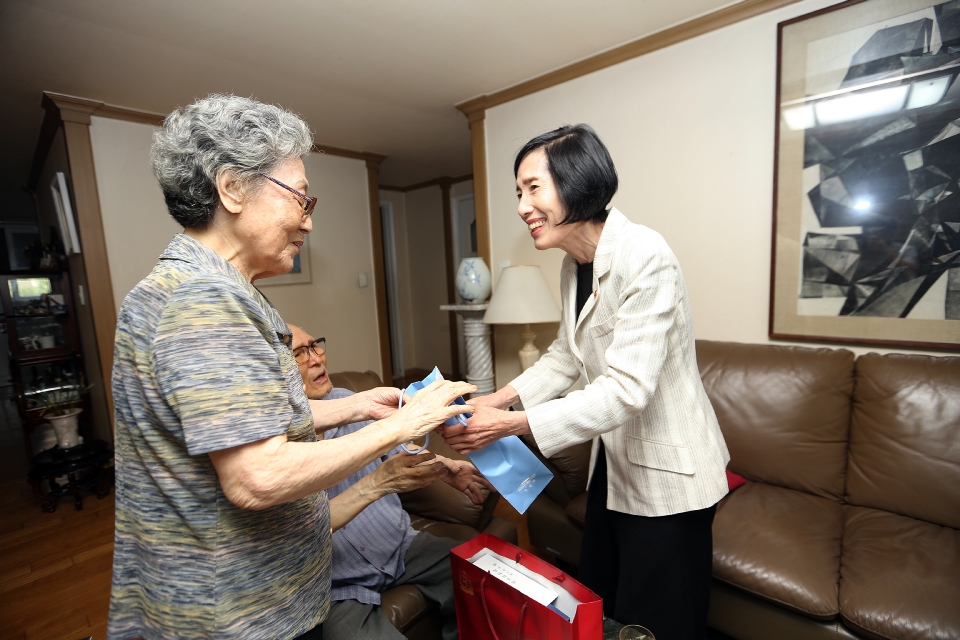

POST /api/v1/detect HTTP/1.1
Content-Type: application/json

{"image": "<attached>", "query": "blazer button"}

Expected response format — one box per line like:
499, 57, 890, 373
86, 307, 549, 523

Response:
360, 546, 365, 551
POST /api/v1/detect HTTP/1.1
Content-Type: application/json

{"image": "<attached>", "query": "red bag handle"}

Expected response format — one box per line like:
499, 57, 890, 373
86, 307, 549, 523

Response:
480, 575, 528, 640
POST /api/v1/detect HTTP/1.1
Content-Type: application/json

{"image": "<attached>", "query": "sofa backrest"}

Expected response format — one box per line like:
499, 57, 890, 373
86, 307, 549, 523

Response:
847, 353, 960, 529
696, 340, 855, 501
329, 370, 383, 393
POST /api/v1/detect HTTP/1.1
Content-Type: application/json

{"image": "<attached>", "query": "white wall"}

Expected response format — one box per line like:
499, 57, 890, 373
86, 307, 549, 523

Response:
89, 117, 180, 315
88, 116, 383, 376
483, 0, 948, 387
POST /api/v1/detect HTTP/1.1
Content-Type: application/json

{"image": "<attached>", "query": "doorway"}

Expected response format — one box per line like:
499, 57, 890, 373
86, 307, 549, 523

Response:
379, 201, 405, 380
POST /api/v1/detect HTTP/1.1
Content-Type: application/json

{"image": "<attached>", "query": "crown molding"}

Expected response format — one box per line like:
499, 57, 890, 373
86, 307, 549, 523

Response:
379, 173, 473, 193
312, 144, 387, 166
456, 0, 803, 119
43, 92, 167, 126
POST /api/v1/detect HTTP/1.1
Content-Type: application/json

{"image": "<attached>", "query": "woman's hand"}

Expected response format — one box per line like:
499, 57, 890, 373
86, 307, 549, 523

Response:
358, 386, 404, 421
435, 455, 495, 504
471, 385, 520, 411
394, 380, 476, 441
441, 404, 530, 454
369, 451, 445, 496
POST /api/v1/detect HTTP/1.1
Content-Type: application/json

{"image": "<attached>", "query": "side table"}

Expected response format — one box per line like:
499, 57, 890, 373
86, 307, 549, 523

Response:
27, 439, 113, 512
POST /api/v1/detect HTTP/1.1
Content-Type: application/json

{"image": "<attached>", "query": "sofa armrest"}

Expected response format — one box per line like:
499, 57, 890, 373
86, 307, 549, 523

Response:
482, 515, 519, 545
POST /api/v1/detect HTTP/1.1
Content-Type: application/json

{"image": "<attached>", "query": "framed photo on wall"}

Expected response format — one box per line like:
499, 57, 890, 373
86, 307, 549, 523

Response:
256, 234, 312, 286
770, 0, 960, 350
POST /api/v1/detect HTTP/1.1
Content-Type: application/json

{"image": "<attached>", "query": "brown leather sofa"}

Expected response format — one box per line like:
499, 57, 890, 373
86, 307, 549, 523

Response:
520, 341, 960, 640
329, 370, 517, 640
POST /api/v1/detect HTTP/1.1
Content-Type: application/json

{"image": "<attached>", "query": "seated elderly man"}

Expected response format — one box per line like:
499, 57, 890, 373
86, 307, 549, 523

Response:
290, 325, 490, 640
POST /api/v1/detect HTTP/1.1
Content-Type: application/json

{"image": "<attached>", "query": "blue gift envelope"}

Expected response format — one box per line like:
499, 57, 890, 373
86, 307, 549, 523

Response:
400, 367, 553, 513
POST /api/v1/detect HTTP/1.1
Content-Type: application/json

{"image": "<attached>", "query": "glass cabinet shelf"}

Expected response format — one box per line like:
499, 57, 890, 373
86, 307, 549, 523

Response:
15, 316, 68, 352
17, 358, 82, 412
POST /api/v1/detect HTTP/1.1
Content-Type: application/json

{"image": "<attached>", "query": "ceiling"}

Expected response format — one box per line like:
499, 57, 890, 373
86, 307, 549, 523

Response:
0, 0, 736, 221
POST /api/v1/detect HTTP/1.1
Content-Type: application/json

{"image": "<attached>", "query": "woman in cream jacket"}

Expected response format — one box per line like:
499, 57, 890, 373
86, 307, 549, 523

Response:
442, 124, 729, 640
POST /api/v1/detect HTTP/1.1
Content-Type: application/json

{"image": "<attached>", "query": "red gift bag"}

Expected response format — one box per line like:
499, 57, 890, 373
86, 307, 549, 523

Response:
451, 533, 603, 640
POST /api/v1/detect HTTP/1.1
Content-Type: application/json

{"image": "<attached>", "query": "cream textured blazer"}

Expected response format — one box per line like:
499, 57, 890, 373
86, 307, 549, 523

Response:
511, 208, 729, 517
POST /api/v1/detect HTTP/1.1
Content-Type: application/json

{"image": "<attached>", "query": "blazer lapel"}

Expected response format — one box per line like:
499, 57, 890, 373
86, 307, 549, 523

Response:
573, 208, 623, 336
562, 259, 584, 363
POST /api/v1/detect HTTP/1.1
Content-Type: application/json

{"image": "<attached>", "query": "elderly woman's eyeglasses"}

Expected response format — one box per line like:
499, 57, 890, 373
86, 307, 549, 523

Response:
293, 337, 325, 364
259, 173, 318, 217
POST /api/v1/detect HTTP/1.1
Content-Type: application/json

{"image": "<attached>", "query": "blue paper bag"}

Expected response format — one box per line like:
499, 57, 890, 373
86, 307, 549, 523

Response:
467, 436, 553, 514
400, 367, 553, 513
398, 367, 470, 453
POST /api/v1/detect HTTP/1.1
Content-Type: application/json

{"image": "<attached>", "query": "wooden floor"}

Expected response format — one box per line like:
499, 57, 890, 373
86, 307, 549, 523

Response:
0, 388, 113, 640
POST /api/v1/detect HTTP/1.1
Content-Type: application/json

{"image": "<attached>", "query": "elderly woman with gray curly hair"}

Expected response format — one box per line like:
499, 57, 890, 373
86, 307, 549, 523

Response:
107, 94, 474, 640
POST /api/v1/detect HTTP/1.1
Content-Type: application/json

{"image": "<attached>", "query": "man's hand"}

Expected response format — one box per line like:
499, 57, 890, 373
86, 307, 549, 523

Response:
441, 404, 530, 454
369, 451, 445, 496
434, 455, 495, 504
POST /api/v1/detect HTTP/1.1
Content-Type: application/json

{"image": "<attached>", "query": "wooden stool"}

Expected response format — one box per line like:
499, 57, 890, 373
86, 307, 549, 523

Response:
27, 439, 112, 512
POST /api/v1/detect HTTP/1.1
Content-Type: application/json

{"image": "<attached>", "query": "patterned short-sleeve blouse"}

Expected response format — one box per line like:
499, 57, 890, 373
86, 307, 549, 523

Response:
108, 234, 330, 640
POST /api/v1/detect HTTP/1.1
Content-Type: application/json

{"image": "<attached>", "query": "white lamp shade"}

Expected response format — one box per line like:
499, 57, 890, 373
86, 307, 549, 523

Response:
483, 265, 561, 324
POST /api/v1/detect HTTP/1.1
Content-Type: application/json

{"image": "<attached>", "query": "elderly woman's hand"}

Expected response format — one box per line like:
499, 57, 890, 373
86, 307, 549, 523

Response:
358, 386, 404, 421
394, 379, 476, 441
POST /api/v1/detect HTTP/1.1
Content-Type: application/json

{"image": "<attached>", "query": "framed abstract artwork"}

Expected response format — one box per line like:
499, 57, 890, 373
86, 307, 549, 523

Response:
770, 0, 960, 349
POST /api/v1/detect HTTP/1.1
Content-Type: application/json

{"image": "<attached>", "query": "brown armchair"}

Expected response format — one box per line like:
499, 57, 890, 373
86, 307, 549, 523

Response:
328, 370, 517, 640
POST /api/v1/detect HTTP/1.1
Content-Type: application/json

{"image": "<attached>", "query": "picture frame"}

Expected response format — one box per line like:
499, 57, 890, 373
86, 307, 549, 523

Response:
770, 0, 960, 350
50, 172, 82, 255
256, 233, 312, 286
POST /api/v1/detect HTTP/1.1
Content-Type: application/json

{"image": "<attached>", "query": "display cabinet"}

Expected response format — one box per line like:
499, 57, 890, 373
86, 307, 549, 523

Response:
0, 272, 88, 458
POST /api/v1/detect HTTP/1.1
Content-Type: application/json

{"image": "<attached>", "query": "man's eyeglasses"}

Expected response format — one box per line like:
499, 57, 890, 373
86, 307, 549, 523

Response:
259, 172, 318, 217
293, 337, 325, 364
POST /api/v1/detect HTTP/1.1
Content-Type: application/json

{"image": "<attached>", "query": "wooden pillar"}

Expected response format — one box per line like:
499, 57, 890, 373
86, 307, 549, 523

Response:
53, 99, 118, 421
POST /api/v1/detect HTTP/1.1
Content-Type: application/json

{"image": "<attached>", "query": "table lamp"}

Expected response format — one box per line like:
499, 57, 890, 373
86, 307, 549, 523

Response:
483, 265, 561, 371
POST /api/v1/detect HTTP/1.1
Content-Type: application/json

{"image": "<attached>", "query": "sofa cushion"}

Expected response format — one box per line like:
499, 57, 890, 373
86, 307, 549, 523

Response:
847, 353, 960, 529
712, 482, 843, 620
696, 340, 855, 501
547, 441, 592, 499
839, 506, 960, 640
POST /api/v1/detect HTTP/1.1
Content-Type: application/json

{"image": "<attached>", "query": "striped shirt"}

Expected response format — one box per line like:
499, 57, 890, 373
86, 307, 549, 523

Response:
108, 234, 330, 640
324, 388, 417, 605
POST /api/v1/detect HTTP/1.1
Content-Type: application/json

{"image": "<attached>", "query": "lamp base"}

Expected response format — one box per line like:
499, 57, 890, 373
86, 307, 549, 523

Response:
518, 326, 540, 371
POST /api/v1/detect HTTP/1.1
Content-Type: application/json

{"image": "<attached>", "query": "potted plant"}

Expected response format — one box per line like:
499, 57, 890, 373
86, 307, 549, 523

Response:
35, 377, 93, 449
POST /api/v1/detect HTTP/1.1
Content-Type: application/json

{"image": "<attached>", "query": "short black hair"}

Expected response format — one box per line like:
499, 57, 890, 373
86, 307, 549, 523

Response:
514, 124, 618, 225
